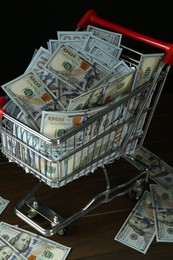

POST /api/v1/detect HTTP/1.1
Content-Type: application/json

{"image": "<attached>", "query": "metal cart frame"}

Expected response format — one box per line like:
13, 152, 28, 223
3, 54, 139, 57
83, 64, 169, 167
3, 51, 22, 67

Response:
0, 9, 173, 237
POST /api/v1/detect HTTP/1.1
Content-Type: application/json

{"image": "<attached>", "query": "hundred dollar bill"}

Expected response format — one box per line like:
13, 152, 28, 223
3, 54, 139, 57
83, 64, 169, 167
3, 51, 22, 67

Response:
113, 60, 133, 77
67, 70, 135, 111
25, 46, 58, 97
35, 106, 108, 181
88, 44, 120, 69
132, 53, 164, 90
40, 110, 88, 145
1, 71, 57, 129
48, 38, 86, 54
114, 190, 155, 254
45, 43, 107, 91
0, 221, 71, 259
25, 46, 50, 73
34, 70, 61, 112
0, 236, 26, 260
150, 184, 173, 242
125, 146, 173, 189
82, 34, 123, 59
67, 83, 106, 111
0, 196, 10, 214
93, 69, 135, 105
40, 108, 105, 147
86, 25, 122, 46
57, 31, 93, 41
58, 39, 85, 50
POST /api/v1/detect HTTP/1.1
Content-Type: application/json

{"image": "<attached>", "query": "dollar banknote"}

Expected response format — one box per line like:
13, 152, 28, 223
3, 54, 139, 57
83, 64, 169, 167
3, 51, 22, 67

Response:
150, 184, 173, 242
40, 106, 104, 146
45, 43, 107, 91
67, 84, 104, 111
86, 24, 122, 46
59, 39, 85, 49
36, 68, 58, 94
114, 190, 155, 254
99, 69, 135, 105
113, 60, 133, 77
57, 31, 93, 41
0, 236, 26, 260
40, 110, 89, 146
132, 53, 164, 90
67, 69, 135, 111
25, 46, 59, 96
81, 53, 132, 82
125, 146, 173, 189
82, 34, 123, 59
0, 221, 71, 259
40, 108, 107, 147
88, 44, 120, 69
1, 71, 57, 129
48, 38, 86, 54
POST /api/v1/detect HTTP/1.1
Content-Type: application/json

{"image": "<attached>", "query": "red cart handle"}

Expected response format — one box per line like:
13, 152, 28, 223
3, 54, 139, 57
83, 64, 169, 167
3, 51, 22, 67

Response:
0, 96, 7, 118
77, 9, 173, 65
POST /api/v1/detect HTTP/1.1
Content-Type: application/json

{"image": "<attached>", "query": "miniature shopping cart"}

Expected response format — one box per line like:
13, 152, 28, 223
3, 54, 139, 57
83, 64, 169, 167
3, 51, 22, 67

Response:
0, 9, 173, 237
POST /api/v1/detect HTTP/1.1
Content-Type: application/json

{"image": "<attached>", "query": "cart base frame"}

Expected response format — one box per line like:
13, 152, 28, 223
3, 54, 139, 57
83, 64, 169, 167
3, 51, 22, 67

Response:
14, 164, 148, 237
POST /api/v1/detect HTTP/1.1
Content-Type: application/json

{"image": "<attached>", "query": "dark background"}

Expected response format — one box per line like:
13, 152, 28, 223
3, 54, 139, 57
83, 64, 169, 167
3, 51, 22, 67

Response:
1, 1, 173, 95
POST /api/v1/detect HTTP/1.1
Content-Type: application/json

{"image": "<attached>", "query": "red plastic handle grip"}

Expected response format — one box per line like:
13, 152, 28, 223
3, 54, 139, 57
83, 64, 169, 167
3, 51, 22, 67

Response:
0, 96, 6, 107
77, 9, 173, 65
0, 96, 7, 118
0, 108, 4, 119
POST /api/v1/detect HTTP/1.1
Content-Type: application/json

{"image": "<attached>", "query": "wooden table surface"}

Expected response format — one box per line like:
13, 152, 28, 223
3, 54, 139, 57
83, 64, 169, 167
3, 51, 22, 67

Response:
0, 92, 173, 260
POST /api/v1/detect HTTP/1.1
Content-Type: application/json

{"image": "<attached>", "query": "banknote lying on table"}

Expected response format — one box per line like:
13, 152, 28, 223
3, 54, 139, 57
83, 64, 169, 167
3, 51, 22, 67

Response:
115, 184, 173, 253
124, 146, 173, 189
0, 221, 71, 259
114, 190, 155, 254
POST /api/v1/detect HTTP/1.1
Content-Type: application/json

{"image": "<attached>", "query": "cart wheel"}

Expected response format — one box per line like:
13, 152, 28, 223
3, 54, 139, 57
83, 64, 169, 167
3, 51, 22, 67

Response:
26, 208, 38, 219
57, 227, 68, 236
129, 190, 140, 201
129, 179, 144, 201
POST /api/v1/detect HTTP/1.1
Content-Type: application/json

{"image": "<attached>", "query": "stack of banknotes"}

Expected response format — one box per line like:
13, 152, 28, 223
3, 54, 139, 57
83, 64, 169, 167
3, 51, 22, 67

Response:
115, 146, 173, 253
0, 221, 71, 259
1, 25, 164, 181
115, 185, 173, 253
125, 146, 173, 189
